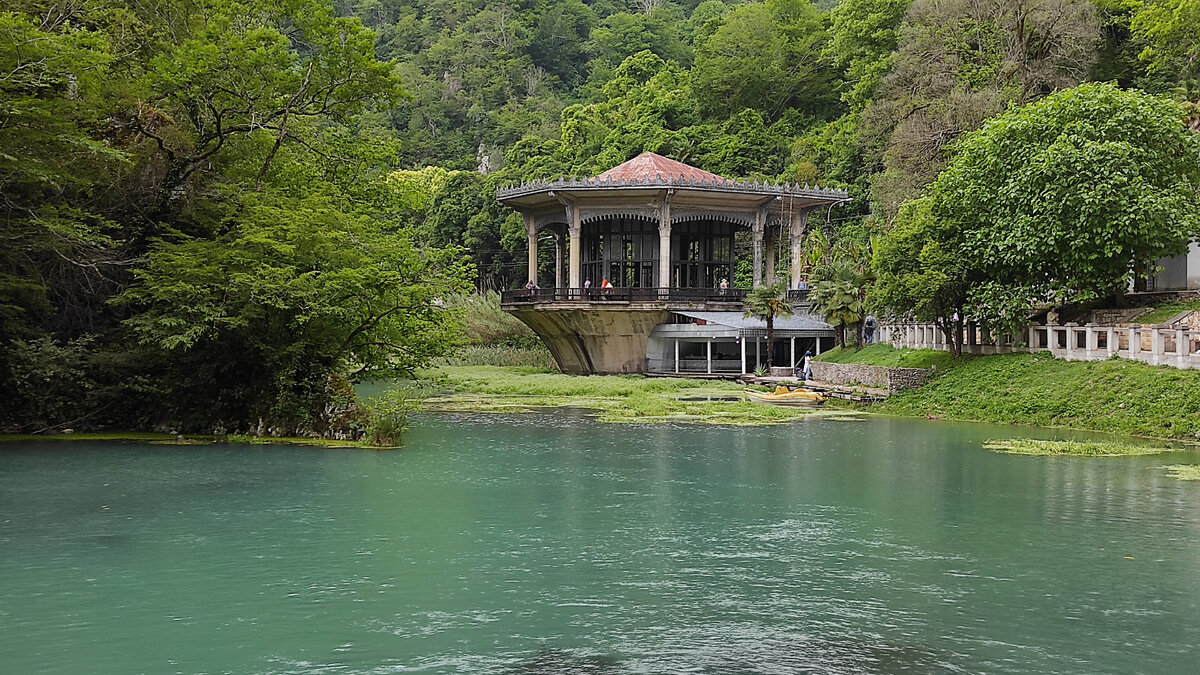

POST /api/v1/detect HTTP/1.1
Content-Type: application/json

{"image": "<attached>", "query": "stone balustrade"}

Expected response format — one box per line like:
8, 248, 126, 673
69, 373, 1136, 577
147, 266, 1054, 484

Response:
876, 321, 1200, 370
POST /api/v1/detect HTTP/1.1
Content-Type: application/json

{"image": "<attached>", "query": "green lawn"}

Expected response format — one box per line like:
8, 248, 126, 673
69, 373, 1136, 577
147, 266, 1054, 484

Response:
875, 351, 1200, 441
1137, 297, 1200, 325
814, 344, 959, 370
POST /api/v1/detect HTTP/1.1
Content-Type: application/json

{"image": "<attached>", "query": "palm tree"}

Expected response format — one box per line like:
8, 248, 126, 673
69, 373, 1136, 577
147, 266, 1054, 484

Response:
810, 260, 873, 348
743, 282, 793, 368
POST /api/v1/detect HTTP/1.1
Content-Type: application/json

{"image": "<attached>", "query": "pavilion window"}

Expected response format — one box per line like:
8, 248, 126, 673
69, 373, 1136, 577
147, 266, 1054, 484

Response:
583, 217, 658, 287
670, 220, 734, 289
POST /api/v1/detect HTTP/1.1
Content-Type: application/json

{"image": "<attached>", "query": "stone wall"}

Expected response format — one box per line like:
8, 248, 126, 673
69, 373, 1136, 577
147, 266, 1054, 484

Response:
810, 362, 930, 393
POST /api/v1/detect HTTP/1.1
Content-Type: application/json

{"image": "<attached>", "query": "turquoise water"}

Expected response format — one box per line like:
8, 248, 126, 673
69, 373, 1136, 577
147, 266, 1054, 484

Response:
2, 412, 1199, 673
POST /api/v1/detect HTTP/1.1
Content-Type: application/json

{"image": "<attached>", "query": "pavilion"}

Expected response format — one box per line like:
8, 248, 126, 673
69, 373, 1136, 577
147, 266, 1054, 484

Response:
496, 152, 848, 375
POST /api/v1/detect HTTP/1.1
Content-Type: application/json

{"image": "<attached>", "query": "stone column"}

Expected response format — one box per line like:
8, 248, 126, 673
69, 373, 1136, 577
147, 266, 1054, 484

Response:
1085, 324, 1098, 359
524, 211, 538, 288
1129, 327, 1140, 356
1177, 328, 1186, 366
554, 229, 565, 290
659, 191, 672, 290
752, 207, 764, 288
765, 227, 777, 287
1064, 323, 1078, 358
568, 205, 581, 290
1107, 327, 1117, 355
790, 207, 808, 289
1151, 327, 1165, 365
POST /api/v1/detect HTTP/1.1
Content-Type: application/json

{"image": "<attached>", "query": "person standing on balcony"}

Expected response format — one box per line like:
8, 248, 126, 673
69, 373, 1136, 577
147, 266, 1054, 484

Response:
525, 280, 539, 296
720, 278, 728, 294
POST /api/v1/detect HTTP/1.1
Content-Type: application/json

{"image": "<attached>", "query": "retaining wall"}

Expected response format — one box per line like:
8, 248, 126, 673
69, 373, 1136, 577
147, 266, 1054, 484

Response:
810, 362, 930, 393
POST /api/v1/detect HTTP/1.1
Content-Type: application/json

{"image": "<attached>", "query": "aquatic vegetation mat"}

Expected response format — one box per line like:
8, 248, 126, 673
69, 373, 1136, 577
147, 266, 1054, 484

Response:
982, 438, 1171, 456
1163, 465, 1200, 481
409, 366, 842, 425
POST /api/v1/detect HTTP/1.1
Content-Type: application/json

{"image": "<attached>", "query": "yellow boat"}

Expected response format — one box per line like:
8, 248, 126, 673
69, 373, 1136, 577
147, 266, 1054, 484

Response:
743, 385, 827, 406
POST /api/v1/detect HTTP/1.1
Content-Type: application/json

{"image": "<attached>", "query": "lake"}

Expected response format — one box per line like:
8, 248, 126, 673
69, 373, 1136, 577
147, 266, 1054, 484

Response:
2, 412, 1199, 673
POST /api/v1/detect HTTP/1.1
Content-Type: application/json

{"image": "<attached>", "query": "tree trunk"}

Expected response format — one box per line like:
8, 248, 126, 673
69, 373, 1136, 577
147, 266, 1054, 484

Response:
766, 315, 775, 368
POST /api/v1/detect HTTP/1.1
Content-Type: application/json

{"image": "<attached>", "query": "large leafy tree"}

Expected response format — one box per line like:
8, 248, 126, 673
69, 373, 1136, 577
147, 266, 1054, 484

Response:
137, 0, 402, 214
874, 82, 1200, 341
118, 191, 472, 433
870, 197, 971, 356
945, 83, 1200, 325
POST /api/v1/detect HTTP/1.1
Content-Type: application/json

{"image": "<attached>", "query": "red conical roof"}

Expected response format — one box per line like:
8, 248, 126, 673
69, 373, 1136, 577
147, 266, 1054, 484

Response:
594, 152, 731, 184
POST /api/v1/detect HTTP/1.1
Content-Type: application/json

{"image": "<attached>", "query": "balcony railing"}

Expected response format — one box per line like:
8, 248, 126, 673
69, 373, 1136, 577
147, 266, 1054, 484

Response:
501, 288, 812, 305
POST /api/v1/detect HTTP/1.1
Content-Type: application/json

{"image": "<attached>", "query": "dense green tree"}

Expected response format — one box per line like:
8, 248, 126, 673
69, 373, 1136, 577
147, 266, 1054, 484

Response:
528, 0, 597, 87
942, 83, 1200, 328
824, 0, 910, 110
874, 83, 1200, 342
138, 0, 402, 215
870, 197, 970, 356
118, 191, 472, 433
692, 0, 833, 120
1130, 0, 1200, 77
864, 0, 1101, 219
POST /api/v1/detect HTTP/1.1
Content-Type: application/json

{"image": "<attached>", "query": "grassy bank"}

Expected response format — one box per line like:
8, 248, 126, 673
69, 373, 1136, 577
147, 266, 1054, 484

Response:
0, 432, 382, 448
815, 344, 957, 370
413, 366, 850, 424
1137, 296, 1200, 324
847, 349, 1200, 441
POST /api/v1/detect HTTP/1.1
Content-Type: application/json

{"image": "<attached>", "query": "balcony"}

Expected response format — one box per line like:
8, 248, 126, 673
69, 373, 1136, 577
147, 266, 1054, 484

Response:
501, 287, 810, 306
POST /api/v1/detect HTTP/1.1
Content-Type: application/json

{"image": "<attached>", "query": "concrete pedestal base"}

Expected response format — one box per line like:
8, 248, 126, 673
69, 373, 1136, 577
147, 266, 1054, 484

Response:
507, 306, 670, 375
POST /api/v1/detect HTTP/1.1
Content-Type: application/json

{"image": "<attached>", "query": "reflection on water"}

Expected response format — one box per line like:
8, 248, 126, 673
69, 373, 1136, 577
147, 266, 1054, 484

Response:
1, 412, 1199, 673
